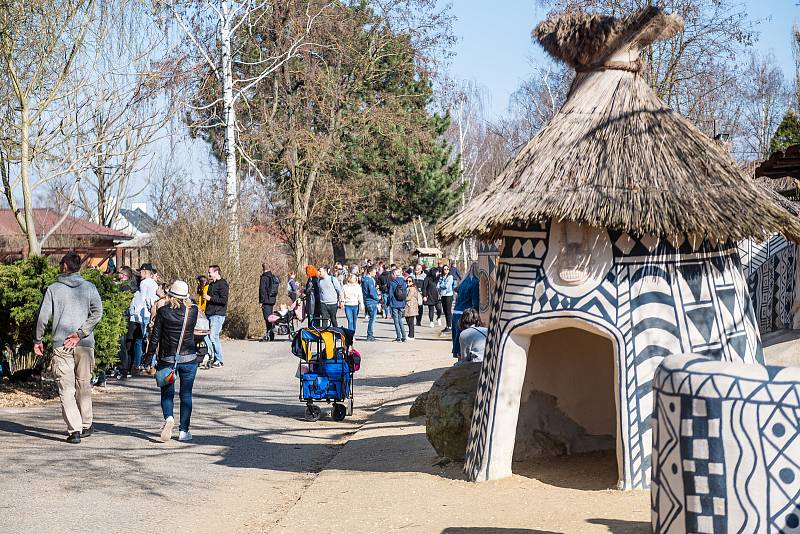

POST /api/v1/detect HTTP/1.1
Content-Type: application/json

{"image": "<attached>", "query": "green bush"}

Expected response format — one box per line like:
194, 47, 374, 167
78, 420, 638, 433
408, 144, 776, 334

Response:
0, 257, 127, 373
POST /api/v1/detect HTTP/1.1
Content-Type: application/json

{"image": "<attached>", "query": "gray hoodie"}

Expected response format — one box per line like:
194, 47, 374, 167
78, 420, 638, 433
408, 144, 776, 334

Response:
35, 273, 103, 349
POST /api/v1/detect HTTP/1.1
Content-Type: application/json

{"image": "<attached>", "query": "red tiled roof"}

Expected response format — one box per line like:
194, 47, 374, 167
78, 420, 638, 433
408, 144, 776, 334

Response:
0, 209, 130, 240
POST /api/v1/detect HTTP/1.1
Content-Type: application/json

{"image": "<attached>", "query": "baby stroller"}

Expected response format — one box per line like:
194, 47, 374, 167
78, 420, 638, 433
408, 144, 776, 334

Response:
268, 299, 302, 340
292, 326, 361, 422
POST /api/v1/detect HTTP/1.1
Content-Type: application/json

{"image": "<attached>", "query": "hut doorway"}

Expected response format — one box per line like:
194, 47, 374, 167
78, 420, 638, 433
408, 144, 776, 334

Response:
511, 323, 620, 488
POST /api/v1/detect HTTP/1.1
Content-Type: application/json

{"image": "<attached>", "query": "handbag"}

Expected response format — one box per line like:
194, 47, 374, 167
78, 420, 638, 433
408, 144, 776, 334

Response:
155, 306, 190, 388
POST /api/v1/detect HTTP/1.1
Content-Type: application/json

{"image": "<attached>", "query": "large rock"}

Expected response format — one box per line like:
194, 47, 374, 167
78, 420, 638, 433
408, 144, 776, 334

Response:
424, 363, 481, 460
409, 390, 428, 418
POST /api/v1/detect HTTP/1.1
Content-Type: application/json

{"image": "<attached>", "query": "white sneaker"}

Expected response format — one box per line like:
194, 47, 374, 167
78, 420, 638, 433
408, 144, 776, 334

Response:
429, 321, 435, 328
437, 318, 442, 327
407, 336, 415, 341
160, 416, 174, 442
178, 430, 193, 442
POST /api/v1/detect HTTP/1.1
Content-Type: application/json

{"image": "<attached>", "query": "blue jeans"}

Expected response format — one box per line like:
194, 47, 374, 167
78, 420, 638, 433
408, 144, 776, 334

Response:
207, 315, 225, 363
132, 320, 147, 368
158, 360, 198, 432
381, 293, 389, 318
391, 307, 406, 340
452, 310, 463, 357
364, 302, 378, 337
345, 305, 359, 332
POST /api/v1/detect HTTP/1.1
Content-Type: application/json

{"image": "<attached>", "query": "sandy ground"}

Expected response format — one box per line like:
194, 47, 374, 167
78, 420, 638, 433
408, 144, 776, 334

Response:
269, 391, 651, 534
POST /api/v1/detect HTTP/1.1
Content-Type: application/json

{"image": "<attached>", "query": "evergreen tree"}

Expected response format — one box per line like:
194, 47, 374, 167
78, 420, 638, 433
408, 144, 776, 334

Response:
770, 111, 800, 155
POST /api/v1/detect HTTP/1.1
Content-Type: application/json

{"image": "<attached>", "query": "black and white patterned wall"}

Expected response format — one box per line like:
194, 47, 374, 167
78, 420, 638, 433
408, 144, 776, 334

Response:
652, 355, 800, 533
468, 222, 763, 489
739, 235, 798, 334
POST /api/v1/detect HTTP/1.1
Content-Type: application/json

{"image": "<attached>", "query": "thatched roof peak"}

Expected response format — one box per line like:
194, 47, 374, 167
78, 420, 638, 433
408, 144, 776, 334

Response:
533, 7, 683, 72
436, 8, 800, 245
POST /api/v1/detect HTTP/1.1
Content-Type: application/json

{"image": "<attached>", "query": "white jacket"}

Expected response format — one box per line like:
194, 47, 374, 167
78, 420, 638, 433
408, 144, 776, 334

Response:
342, 283, 364, 308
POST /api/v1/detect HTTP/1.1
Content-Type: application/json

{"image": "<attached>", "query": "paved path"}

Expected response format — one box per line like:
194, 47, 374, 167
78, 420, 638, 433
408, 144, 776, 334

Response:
0, 316, 453, 534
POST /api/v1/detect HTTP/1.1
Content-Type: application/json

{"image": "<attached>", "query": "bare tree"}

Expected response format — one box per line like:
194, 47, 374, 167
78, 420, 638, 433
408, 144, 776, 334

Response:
0, 1, 176, 255
169, 0, 328, 265
0, 0, 99, 256
739, 52, 789, 161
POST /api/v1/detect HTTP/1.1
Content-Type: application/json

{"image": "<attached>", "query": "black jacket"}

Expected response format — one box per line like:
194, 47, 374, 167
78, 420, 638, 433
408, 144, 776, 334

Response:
304, 277, 321, 318
378, 271, 391, 293
146, 304, 198, 361
259, 271, 277, 305
422, 275, 440, 305
206, 278, 229, 316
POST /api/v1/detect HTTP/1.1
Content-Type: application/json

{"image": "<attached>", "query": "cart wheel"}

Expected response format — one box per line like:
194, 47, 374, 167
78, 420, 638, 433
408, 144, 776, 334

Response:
332, 403, 347, 421
305, 404, 321, 422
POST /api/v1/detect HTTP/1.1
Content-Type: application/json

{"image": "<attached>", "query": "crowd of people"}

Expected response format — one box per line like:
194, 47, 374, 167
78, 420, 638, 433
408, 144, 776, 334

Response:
295, 259, 487, 362
34, 252, 488, 445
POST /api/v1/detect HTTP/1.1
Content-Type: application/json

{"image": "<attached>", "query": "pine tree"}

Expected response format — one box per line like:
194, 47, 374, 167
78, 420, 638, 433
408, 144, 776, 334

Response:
769, 111, 800, 155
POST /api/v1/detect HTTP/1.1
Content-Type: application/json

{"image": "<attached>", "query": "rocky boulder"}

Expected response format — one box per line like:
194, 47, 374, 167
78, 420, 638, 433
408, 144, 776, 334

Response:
424, 362, 481, 460
409, 391, 428, 418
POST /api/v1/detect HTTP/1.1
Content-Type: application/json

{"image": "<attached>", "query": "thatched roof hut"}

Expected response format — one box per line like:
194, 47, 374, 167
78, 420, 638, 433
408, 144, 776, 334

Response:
438, 8, 800, 244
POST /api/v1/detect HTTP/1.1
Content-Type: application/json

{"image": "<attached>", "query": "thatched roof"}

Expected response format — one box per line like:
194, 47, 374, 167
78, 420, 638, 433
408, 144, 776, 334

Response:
437, 7, 800, 244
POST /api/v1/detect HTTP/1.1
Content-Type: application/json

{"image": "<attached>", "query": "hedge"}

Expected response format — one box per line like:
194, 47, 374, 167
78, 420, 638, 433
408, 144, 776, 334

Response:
0, 257, 128, 373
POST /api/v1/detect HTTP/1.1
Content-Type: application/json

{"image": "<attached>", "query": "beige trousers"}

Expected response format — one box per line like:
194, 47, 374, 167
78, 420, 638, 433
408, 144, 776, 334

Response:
52, 346, 94, 433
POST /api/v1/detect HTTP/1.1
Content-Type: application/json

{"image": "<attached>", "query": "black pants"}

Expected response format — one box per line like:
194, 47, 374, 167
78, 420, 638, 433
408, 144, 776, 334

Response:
405, 316, 415, 338
122, 322, 141, 372
321, 303, 339, 327
416, 303, 424, 326
441, 295, 453, 328
261, 303, 274, 337
427, 303, 442, 322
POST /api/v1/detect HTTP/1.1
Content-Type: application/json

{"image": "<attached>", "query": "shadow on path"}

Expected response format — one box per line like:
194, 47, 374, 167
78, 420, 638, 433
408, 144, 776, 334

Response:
441, 529, 561, 534
586, 518, 650, 533
0, 420, 64, 442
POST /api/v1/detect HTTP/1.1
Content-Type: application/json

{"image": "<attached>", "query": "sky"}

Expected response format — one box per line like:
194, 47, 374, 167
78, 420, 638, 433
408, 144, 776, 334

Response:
443, 0, 800, 118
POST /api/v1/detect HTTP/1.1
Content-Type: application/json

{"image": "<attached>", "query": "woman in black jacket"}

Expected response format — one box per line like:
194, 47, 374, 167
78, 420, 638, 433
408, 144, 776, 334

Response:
146, 280, 199, 443
304, 265, 322, 326
422, 269, 443, 327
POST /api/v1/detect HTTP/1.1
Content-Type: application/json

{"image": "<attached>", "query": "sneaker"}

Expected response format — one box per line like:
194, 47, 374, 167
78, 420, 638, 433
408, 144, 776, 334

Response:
81, 425, 94, 438
178, 430, 193, 442
407, 337, 415, 341
442, 327, 451, 333
393, 338, 402, 342
160, 416, 175, 442
366, 336, 376, 341
401, 338, 407, 342
212, 361, 223, 368
125, 372, 132, 379
259, 336, 269, 342
429, 321, 435, 328
65, 432, 81, 444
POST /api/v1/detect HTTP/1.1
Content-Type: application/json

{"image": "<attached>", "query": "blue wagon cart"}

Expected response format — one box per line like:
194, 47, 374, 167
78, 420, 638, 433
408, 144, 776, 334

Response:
292, 326, 360, 422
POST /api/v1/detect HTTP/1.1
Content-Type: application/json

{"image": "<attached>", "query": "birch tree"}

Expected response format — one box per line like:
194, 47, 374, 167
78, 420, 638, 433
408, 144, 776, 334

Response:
170, 0, 327, 264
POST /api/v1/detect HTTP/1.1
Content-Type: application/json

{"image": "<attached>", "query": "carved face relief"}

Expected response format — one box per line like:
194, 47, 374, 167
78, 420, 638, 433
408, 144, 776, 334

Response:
543, 221, 613, 298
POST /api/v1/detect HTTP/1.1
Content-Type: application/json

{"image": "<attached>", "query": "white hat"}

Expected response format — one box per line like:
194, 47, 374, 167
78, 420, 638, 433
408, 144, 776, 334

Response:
167, 280, 190, 299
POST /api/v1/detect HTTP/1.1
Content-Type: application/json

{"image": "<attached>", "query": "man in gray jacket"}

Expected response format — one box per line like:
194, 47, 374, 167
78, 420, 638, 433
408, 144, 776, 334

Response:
34, 252, 103, 444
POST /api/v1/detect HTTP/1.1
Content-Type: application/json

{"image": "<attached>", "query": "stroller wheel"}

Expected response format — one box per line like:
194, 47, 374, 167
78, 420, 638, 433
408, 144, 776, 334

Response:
332, 403, 347, 421
305, 404, 322, 422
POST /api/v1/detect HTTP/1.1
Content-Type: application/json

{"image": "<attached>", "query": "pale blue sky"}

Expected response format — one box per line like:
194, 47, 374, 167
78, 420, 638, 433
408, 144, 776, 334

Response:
443, 0, 800, 117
